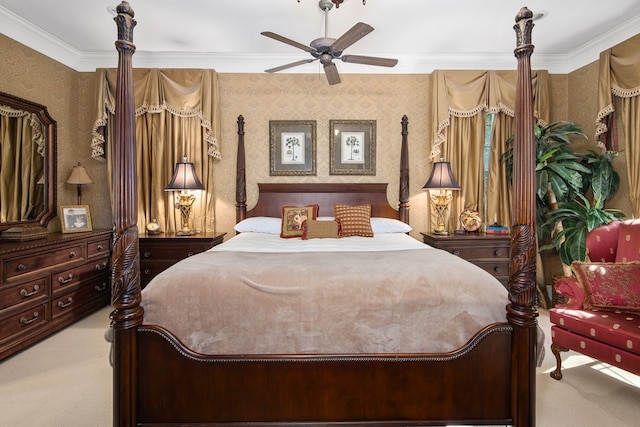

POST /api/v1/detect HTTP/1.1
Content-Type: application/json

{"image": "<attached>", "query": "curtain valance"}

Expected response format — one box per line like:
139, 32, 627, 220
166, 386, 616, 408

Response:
91, 68, 220, 160
596, 33, 640, 141
431, 69, 548, 160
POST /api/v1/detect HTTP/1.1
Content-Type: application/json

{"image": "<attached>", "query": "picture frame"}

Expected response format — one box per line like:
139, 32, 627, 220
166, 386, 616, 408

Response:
329, 119, 376, 175
269, 120, 317, 176
60, 205, 93, 233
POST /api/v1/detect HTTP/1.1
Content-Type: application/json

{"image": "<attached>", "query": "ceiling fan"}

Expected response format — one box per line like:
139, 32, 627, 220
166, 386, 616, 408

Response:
261, 0, 398, 85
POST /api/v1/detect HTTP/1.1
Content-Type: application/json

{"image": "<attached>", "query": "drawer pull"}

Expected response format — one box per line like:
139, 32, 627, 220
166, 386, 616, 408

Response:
452, 250, 460, 256
144, 269, 151, 275
17, 263, 27, 271
494, 266, 503, 273
95, 282, 107, 292
58, 273, 74, 284
68, 251, 77, 258
57, 297, 73, 308
19, 284, 40, 297
143, 251, 151, 258
20, 312, 39, 325
187, 251, 195, 257
95, 261, 108, 271
97, 244, 104, 251
494, 250, 503, 257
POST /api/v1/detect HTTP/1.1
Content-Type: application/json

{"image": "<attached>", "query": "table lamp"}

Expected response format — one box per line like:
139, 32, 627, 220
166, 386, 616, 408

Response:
165, 155, 204, 236
423, 158, 460, 235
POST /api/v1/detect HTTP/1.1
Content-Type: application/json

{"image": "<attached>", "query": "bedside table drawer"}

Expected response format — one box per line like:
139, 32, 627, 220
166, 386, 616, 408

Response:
141, 246, 205, 261
444, 245, 509, 260
473, 260, 510, 278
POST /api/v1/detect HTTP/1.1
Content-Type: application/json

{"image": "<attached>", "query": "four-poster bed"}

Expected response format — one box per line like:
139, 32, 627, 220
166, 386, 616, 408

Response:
109, 2, 539, 426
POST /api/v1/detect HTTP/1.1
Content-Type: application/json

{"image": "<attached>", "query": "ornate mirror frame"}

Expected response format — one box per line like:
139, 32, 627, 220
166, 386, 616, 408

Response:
0, 91, 57, 231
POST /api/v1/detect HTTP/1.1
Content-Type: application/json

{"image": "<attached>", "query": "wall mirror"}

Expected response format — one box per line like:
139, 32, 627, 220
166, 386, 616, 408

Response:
0, 91, 57, 231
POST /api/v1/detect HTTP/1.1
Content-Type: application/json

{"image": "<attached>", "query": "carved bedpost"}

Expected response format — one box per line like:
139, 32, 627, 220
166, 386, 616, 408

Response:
399, 115, 410, 224
236, 115, 247, 224
509, 7, 538, 427
109, 3, 140, 427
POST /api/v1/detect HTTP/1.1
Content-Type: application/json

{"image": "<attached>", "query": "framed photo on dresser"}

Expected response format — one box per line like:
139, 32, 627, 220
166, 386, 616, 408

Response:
60, 205, 92, 233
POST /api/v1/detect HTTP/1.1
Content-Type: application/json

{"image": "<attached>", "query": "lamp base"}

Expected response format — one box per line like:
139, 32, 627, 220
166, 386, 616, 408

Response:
433, 229, 450, 236
176, 229, 195, 236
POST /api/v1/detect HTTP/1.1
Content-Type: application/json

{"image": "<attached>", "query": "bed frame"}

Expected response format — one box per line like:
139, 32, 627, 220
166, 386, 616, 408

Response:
109, 2, 538, 426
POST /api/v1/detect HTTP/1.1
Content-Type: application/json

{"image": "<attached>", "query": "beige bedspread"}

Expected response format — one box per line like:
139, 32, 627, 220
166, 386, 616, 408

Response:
141, 244, 508, 355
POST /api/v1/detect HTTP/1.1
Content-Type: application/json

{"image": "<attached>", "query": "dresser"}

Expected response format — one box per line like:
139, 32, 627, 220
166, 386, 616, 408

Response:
0, 230, 111, 360
139, 232, 226, 288
420, 232, 510, 287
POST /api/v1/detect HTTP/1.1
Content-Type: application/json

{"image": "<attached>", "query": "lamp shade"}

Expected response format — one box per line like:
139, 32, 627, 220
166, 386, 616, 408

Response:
423, 159, 460, 190
165, 156, 204, 191
66, 163, 93, 185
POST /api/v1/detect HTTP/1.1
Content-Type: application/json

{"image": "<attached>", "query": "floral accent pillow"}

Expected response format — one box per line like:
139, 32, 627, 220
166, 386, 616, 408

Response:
334, 204, 373, 238
280, 205, 318, 238
572, 261, 640, 313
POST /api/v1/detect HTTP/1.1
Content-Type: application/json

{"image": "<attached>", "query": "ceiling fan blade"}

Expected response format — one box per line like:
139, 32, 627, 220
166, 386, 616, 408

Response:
323, 62, 341, 85
341, 55, 398, 67
330, 22, 374, 52
261, 31, 314, 52
265, 59, 316, 73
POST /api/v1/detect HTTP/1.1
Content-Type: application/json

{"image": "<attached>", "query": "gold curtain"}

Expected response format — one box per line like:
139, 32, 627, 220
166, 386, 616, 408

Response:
92, 69, 221, 233
430, 70, 549, 230
596, 33, 640, 217
0, 106, 44, 222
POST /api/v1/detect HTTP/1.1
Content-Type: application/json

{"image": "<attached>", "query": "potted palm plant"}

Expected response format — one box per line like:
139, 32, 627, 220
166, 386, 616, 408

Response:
504, 121, 624, 279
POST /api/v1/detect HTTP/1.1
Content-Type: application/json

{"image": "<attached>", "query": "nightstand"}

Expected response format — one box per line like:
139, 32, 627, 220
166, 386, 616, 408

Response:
420, 232, 510, 287
139, 232, 226, 288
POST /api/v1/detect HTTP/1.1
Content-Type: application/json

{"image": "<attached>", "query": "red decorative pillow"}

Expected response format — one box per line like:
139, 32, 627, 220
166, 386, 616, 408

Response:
571, 261, 640, 313
615, 219, 640, 263
280, 205, 318, 238
586, 220, 620, 262
334, 204, 373, 238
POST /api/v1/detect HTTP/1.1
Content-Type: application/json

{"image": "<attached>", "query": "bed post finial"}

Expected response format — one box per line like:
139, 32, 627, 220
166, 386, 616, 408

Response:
236, 115, 247, 224
110, 2, 141, 427
509, 6, 538, 427
399, 115, 410, 224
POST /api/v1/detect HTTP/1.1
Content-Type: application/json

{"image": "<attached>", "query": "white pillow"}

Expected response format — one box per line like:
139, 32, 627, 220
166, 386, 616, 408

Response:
233, 216, 281, 234
370, 217, 412, 234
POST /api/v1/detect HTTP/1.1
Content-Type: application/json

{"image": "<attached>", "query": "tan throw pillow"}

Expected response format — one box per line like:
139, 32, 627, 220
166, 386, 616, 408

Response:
280, 205, 318, 238
302, 219, 339, 239
334, 204, 373, 238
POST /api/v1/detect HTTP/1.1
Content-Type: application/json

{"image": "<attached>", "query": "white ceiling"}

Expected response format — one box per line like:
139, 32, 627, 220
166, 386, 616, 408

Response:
1, 0, 639, 74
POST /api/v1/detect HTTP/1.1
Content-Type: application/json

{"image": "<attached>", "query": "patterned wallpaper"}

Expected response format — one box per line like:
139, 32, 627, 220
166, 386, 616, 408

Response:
1, 33, 635, 240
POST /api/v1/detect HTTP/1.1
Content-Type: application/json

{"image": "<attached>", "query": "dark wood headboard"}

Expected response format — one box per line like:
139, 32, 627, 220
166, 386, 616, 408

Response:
247, 183, 398, 219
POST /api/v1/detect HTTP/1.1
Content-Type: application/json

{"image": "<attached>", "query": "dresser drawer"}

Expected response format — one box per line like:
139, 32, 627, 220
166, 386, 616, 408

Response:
0, 277, 49, 312
3, 244, 85, 281
0, 302, 49, 342
88, 238, 110, 259
52, 257, 109, 294
51, 282, 109, 320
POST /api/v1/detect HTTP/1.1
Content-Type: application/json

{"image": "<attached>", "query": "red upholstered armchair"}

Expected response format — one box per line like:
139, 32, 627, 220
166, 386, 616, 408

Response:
550, 219, 640, 380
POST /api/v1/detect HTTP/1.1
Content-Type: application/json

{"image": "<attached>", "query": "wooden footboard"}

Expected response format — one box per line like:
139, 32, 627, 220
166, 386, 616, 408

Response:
136, 323, 514, 426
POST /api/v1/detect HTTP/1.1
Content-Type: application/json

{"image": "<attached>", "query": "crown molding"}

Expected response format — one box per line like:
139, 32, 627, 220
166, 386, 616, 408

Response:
2, 5, 639, 75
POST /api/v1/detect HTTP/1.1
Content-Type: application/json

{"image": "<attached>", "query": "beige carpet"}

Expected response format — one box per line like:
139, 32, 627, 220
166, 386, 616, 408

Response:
1, 306, 639, 427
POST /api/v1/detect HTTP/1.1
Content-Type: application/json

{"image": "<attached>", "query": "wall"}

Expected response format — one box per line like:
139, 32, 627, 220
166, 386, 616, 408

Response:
1, 33, 635, 246
0, 34, 110, 231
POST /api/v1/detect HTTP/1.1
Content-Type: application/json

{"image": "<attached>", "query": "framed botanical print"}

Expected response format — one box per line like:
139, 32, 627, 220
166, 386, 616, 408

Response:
269, 120, 317, 176
60, 205, 93, 233
329, 119, 376, 175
